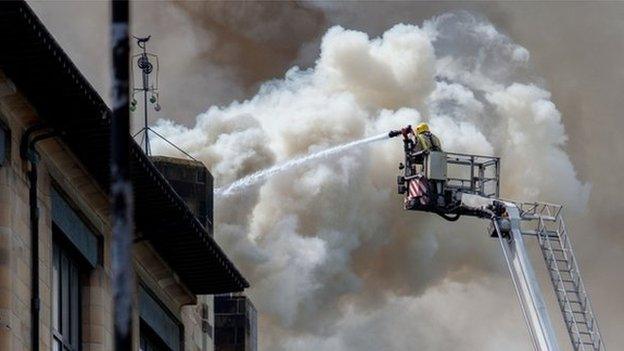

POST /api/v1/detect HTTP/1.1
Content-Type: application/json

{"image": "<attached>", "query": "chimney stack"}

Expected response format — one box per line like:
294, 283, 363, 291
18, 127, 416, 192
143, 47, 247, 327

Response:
151, 156, 214, 232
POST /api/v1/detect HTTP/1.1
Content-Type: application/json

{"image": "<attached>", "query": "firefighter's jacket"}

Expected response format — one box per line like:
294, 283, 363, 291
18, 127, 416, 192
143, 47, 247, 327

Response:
415, 131, 442, 152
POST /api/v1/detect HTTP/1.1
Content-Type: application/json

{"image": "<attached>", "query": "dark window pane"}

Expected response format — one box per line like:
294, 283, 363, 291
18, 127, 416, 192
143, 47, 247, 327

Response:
53, 241, 82, 351
53, 245, 60, 332
61, 253, 69, 336
70, 264, 79, 348
141, 325, 172, 351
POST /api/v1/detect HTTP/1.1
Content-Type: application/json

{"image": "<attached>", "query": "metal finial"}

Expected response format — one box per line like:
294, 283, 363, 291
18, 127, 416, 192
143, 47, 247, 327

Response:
130, 35, 159, 155
129, 36, 196, 162
133, 35, 151, 49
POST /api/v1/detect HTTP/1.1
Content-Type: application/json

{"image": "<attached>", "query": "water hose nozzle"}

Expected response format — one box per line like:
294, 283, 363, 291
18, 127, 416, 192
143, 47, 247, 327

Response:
388, 130, 402, 138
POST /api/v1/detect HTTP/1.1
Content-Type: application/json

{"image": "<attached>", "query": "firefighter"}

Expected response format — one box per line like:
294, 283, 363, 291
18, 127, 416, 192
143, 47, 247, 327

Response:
392, 122, 442, 153
413, 123, 445, 207
413, 122, 442, 153
395, 122, 445, 208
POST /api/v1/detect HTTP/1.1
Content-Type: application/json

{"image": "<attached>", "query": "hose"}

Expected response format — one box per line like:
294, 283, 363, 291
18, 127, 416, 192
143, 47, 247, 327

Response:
435, 211, 461, 221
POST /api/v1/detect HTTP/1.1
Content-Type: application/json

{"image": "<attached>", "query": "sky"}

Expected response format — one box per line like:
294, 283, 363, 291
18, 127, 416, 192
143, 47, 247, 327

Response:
27, 1, 624, 350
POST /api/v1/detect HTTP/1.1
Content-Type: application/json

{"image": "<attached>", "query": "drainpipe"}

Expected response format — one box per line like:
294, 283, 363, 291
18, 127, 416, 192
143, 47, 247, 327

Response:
20, 125, 57, 351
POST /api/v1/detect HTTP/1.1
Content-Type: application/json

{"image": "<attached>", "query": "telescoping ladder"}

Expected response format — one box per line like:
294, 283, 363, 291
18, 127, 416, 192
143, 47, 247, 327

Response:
518, 203, 606, 351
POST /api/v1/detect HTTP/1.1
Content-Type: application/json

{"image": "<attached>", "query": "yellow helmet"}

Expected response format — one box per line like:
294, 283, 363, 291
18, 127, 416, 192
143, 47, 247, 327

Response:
415, 122, 430, 134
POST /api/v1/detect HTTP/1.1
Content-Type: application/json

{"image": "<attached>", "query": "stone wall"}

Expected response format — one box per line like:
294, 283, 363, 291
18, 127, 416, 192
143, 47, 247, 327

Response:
0, 70, 213, 351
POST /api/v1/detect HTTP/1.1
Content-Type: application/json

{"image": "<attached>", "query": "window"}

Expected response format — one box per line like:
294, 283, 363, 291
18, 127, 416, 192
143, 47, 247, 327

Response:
52, 242, 81, 351
51, 188, 100, 268
140, 323, 171, 351
138, 285, 182, 351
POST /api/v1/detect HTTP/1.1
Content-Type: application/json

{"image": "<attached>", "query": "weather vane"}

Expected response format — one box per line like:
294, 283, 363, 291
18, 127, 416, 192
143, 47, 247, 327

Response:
131, 35, 160, 155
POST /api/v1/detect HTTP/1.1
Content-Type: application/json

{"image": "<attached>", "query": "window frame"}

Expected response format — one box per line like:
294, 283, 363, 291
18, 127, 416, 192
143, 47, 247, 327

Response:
138, 283, 184, 351
50, 185, 102, 268
52, 237, 84, 351
140, 321, 173, 351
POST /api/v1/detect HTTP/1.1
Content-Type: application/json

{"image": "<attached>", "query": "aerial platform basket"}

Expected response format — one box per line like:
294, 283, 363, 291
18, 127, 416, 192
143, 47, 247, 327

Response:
397, 149, 500, 218
444, 152, 500, 198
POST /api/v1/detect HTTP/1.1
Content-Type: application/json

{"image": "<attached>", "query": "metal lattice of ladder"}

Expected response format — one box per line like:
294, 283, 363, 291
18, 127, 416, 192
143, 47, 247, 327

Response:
519, 202, 606, 351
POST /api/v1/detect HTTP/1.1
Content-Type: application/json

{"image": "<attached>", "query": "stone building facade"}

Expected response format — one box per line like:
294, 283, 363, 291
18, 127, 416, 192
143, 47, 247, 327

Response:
0, 2, 249, 351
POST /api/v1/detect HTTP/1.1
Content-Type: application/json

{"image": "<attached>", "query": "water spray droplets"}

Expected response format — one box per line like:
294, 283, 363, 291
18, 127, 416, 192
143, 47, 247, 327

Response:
215, 133, 390, 196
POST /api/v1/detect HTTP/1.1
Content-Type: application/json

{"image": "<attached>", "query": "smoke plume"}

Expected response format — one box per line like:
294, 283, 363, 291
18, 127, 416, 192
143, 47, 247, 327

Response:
151, 12, 590, 350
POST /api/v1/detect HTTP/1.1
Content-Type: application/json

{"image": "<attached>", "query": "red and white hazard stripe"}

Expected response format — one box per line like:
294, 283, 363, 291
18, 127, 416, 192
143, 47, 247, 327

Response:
408, 178, 428, 199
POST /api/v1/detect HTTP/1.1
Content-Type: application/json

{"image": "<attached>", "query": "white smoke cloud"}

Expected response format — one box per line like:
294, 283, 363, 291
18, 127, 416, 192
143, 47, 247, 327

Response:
317, 24, 435, 110
152, 11, 589, 350
278, 278, 529, 351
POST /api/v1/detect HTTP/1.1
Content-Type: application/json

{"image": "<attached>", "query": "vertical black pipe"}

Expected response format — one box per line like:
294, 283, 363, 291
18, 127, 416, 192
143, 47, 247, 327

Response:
20, 124, 56, 351
111, 1, 134, 351
28, 159, 39, 351
21, 127, 57, 351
